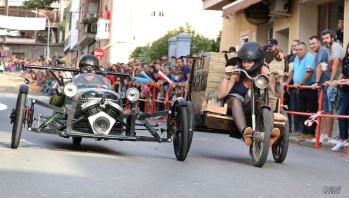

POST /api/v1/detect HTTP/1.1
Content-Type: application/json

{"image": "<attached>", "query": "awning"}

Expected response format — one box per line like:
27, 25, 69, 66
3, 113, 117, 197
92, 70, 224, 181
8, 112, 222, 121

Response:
222, 0, 262, 17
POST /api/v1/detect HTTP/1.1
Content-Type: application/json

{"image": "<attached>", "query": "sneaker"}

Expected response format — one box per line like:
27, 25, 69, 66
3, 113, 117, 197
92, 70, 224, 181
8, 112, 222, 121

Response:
310, 136, 323, 143
320, 134, 329, 142
332, 141, 345, 151
344, 141, 348, 147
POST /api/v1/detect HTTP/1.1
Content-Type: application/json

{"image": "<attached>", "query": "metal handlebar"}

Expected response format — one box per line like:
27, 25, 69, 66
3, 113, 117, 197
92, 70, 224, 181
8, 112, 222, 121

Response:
225, 69, 254, 80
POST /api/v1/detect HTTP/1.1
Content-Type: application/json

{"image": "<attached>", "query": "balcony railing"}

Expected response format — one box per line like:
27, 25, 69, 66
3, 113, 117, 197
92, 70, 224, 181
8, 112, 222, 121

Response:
78, 22, 97, 47
83, 22, 97, 34
95, 19, 110, 40
4, 36, 35, 44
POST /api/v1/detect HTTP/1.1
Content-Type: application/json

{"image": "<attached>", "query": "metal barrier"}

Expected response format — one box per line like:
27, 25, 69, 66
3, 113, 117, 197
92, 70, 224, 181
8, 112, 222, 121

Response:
124, 83, 185, 121
282, 84, 349, 154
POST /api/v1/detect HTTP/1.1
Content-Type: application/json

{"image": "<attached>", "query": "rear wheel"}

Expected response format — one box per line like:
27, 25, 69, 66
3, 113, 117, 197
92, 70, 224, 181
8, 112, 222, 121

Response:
171, 102, 189, 161
272, 110, 289, 163
11, 93, 27, 149
250, 108, 272, 167
72, 137, 82, 145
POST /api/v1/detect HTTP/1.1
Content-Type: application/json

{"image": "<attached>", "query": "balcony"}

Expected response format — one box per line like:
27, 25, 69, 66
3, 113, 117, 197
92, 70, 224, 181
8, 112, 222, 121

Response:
78, 22, 97, 48
4, 36, 35, 44
95, 19, 110, 40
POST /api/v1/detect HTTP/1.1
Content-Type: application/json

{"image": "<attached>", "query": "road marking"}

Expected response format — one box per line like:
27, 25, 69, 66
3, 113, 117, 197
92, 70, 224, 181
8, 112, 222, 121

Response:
0, 103, 7, 110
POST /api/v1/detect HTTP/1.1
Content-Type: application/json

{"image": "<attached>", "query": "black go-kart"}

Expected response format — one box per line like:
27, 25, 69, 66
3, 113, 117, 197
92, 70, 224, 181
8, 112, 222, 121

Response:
9, 65, 194, 161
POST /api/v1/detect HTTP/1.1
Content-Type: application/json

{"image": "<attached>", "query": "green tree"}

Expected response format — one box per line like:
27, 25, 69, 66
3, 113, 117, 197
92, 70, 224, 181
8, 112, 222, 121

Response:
22, 0, 56, 10
132, 23, 220, 64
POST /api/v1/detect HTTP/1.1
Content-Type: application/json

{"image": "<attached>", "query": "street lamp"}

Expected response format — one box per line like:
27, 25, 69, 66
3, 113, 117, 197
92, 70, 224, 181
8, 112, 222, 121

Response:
31, 10, 50, 59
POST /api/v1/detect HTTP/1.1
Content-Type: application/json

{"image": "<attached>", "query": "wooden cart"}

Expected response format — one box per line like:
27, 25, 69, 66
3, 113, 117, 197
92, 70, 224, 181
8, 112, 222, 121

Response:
188, 52, 287, 134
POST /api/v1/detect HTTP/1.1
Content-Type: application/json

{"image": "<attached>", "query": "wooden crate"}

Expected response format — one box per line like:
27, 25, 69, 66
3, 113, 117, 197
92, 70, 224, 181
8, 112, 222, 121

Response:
190, 52, 227, 104
201, 100, 228, 115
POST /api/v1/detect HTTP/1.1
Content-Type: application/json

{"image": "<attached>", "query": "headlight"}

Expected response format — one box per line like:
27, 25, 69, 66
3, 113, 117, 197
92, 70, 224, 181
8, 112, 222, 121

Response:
93, 116, 110, 133
126, 87, 140, 102
87, 111, 116, 134
254, 74, 269, 89
64, 83, 78, 98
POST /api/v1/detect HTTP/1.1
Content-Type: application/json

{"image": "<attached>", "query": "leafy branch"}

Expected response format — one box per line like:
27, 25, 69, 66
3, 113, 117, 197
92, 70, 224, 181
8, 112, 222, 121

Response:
22, 0, 57, 10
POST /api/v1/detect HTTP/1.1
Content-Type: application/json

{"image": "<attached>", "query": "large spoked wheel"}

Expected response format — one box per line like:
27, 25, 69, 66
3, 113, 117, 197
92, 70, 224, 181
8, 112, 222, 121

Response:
171, 102, 189, 161
250, 108, 272, 167
272, 109, 289, 163
11, 92, 27, 149
186, 101, 194, 153
72, 137, 82, 145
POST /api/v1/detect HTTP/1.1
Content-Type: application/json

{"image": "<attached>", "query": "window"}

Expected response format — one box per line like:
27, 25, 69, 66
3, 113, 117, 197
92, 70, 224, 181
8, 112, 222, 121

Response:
151, 11, 156, 16
240, 35, 249, 46
159, 11, 164, 17
318, 1, 344, 34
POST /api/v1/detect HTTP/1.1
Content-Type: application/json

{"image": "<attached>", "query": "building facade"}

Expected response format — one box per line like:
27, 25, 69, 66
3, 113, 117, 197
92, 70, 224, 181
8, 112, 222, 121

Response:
0, 0, 65, 61
63, 0, 222, 67
203, 0, 348, 54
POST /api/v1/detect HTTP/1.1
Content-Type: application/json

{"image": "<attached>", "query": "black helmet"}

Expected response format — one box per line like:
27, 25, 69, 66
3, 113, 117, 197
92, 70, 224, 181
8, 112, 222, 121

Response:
79, 54, 99, 73
237, 42, 264, 75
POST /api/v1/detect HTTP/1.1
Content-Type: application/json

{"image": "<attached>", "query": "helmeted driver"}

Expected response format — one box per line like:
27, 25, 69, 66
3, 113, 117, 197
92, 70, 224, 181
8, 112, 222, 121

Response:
79, 54, 99, 73
49, 54, 105, 107
217, 42, 279, 146
73, 54, 108, 86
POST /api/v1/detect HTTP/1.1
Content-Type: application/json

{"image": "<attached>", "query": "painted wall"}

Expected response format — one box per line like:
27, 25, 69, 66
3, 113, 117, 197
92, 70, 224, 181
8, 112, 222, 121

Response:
220, 13, 257, 52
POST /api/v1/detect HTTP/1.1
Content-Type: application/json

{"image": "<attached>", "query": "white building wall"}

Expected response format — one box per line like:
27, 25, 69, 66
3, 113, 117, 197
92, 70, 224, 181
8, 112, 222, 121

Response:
108, 0, 222, 63
70, 0, 80, 50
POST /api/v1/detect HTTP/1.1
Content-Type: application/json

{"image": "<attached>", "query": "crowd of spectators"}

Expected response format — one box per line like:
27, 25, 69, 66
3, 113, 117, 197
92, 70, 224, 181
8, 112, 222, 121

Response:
278, 19, 348, 152
101, 55, 194, 112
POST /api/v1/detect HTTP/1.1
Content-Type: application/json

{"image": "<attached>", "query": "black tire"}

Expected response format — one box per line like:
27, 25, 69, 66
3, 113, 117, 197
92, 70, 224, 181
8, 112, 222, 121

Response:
11, 93, 27, 149
72, 137, 82, 145
186, 101, 194, 153
272, 110, 289, 163
250, 108, 272, 167
172, 102, 189, 161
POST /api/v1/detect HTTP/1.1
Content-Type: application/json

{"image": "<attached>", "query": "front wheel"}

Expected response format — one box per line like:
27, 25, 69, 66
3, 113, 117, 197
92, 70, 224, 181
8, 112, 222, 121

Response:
171, 102, 189, 161
11, 92, 27, 149
186, 101, 194, 153
272, 110, 289, 163
250, 108, 272, 167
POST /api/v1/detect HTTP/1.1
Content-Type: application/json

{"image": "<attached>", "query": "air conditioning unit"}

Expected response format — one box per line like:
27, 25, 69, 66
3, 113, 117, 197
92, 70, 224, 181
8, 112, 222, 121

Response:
269, 0, 291, 17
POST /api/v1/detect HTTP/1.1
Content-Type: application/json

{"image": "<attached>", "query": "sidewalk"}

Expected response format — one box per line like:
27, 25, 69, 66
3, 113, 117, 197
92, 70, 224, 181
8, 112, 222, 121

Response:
289, 135, 346, 150
288, 115, 348, 153
0, 73, 43, 93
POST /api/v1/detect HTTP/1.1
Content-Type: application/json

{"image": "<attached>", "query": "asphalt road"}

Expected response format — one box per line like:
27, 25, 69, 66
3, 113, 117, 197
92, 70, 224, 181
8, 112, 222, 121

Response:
0, 82, 348, 197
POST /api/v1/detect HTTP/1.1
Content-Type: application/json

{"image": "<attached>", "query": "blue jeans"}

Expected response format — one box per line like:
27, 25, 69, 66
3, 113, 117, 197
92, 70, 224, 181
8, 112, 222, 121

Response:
338, 90, 349, 140
288, 88, 303, 132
